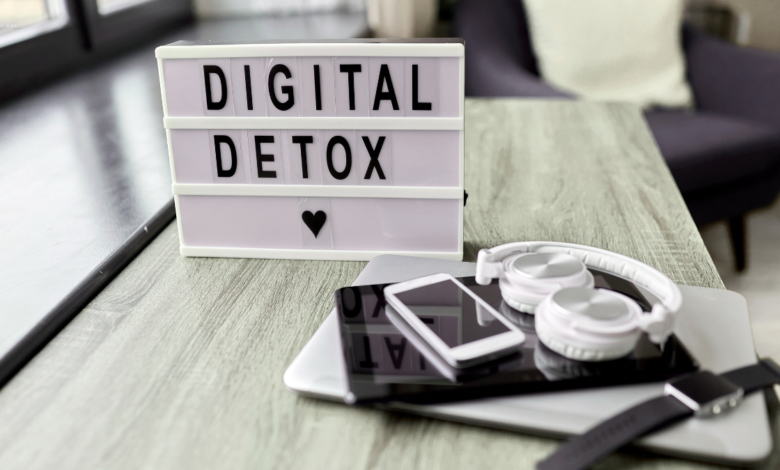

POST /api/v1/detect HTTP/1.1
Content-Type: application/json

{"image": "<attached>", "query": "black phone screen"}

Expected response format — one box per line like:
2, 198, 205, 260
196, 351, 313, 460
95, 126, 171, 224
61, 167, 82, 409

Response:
334, 270, 698, 405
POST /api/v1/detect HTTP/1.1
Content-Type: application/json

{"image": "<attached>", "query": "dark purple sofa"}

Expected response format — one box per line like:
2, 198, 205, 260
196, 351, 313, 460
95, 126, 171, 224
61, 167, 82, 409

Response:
453, 0, 780, 271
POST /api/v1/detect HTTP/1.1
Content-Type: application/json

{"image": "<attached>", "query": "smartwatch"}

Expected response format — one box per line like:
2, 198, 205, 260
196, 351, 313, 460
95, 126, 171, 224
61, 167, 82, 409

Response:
537, 359, 780, 470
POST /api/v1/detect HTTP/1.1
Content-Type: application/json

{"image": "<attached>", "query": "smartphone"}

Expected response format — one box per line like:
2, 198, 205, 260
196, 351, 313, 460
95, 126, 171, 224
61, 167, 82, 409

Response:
384, 304, 524, 382
384, 273, 526, 368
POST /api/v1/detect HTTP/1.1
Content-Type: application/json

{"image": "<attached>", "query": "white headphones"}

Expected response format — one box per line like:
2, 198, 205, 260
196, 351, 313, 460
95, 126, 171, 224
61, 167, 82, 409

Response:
476, 242, 682, 362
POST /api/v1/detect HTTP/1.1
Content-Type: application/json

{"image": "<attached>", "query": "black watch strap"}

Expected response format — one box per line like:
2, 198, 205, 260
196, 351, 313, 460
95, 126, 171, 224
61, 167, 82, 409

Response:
536, 396, 691, 470
537, 360, 780, 470
722, 359, 780, 394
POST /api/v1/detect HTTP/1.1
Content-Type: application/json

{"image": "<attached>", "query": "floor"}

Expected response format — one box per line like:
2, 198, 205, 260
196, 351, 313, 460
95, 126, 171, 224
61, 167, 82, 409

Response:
700, 196, 780, 362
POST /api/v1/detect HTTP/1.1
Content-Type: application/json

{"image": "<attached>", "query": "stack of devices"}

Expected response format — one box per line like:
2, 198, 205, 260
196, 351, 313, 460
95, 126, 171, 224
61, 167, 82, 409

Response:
335, 272, 696, 405
285, 250, 773, 466
335, 241, 698, 404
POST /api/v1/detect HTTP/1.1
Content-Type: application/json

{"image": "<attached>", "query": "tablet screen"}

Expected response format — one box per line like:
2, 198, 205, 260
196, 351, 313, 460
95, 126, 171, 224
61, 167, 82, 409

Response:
334, 270, 698, 405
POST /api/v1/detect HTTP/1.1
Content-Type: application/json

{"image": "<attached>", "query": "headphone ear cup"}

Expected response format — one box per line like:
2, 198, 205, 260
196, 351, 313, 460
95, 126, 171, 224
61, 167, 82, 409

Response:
497, 252, 593, 314
534, 288, 643, 362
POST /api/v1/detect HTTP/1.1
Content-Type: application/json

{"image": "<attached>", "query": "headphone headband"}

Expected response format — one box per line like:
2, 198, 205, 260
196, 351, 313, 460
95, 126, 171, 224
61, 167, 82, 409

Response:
476, 242, 682, 343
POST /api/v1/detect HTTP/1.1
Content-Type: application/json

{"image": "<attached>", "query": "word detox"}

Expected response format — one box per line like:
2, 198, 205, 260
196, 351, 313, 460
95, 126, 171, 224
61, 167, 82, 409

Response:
216, 133, 389, 183
157, 39, 464, 261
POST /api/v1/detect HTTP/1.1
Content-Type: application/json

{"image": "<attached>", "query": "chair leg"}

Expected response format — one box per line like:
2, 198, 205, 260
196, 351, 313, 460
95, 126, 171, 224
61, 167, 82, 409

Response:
728, 215, 747, 272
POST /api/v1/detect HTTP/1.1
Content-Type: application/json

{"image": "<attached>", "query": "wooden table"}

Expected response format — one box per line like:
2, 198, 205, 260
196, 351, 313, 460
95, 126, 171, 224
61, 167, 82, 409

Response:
0, 100, 775, 469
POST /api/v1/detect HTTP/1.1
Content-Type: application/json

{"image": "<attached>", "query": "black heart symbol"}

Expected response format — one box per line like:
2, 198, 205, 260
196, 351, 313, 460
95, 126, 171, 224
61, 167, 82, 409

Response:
302, 210, 327, 238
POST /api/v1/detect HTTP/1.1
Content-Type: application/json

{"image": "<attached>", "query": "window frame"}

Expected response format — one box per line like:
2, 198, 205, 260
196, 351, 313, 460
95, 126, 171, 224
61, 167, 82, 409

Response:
79, 0, 191, 52
0, 0, 192, 104
0, 0, 71, 49
0, 0, 88, 103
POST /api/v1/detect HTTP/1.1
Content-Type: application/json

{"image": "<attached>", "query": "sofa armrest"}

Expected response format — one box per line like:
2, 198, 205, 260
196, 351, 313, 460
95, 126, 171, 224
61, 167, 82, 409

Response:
452, 0, 572, 98
464, 54, 574, 98
685, 25, 780, 128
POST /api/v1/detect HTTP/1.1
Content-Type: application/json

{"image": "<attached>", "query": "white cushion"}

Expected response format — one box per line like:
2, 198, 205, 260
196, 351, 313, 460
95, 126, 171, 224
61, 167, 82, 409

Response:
523, 0, 694, 109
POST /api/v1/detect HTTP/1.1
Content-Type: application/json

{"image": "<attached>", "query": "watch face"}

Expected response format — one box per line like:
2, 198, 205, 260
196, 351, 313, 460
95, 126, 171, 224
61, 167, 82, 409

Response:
667, 371, 742, 406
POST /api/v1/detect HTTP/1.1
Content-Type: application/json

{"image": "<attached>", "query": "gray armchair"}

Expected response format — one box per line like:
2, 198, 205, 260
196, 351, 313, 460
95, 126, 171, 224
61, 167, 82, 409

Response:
453, 0, 780, 271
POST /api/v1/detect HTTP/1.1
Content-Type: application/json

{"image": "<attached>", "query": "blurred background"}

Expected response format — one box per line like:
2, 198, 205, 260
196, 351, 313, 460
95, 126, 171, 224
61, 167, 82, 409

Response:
1, 0, 778, 359
6, 0, 778, 46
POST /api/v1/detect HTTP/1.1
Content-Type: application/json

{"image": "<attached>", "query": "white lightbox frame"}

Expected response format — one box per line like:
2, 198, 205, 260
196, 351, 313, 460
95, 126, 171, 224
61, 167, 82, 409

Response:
156, 39, 465, 261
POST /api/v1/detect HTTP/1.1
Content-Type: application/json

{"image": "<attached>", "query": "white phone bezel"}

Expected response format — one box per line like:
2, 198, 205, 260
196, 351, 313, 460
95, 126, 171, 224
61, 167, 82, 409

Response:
384, 273, 525, 367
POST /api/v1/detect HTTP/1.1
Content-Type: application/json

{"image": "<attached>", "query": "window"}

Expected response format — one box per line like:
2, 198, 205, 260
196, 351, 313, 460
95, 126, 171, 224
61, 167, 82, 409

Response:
0, 0, 69, 47
81, 0, 191, 51
97, 0, 156, 16
0, 0, 192, 104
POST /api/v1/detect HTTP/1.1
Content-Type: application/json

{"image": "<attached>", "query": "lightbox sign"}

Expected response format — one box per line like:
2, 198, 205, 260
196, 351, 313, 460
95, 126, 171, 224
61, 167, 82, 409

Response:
156, 39, 464, 261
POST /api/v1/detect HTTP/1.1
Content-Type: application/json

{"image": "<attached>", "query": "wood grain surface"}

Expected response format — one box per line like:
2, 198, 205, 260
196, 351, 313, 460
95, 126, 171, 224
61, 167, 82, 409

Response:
1, 100, 773, 470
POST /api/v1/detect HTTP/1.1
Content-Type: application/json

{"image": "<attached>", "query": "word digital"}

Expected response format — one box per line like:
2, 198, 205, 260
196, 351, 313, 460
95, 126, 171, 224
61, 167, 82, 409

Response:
156, 39, 464, 260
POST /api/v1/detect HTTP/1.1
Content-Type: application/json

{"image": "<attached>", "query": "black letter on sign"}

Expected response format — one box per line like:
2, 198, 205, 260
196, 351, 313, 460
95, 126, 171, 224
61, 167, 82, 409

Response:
292, 135, 314, 179
361, 136, 386, 180
372, 64, 399, 111
214, 135, 237, 177
203, 65, 227, 110
268, 64, 295, 111
313, 64, 322, 111
384, 337, 408, 369
244, 65, 253, 111
327, 136, 352, 180
412, 64, 432, 111
254, 135, 277, 178
339, 64, 362, 110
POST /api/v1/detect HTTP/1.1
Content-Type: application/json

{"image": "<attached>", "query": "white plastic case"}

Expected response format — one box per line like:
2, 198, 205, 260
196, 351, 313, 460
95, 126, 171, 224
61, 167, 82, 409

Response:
155, 39, 465, 260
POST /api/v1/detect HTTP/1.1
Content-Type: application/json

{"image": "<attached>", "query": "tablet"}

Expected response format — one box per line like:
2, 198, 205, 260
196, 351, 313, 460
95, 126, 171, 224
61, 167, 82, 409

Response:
334, 270, 698, 405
